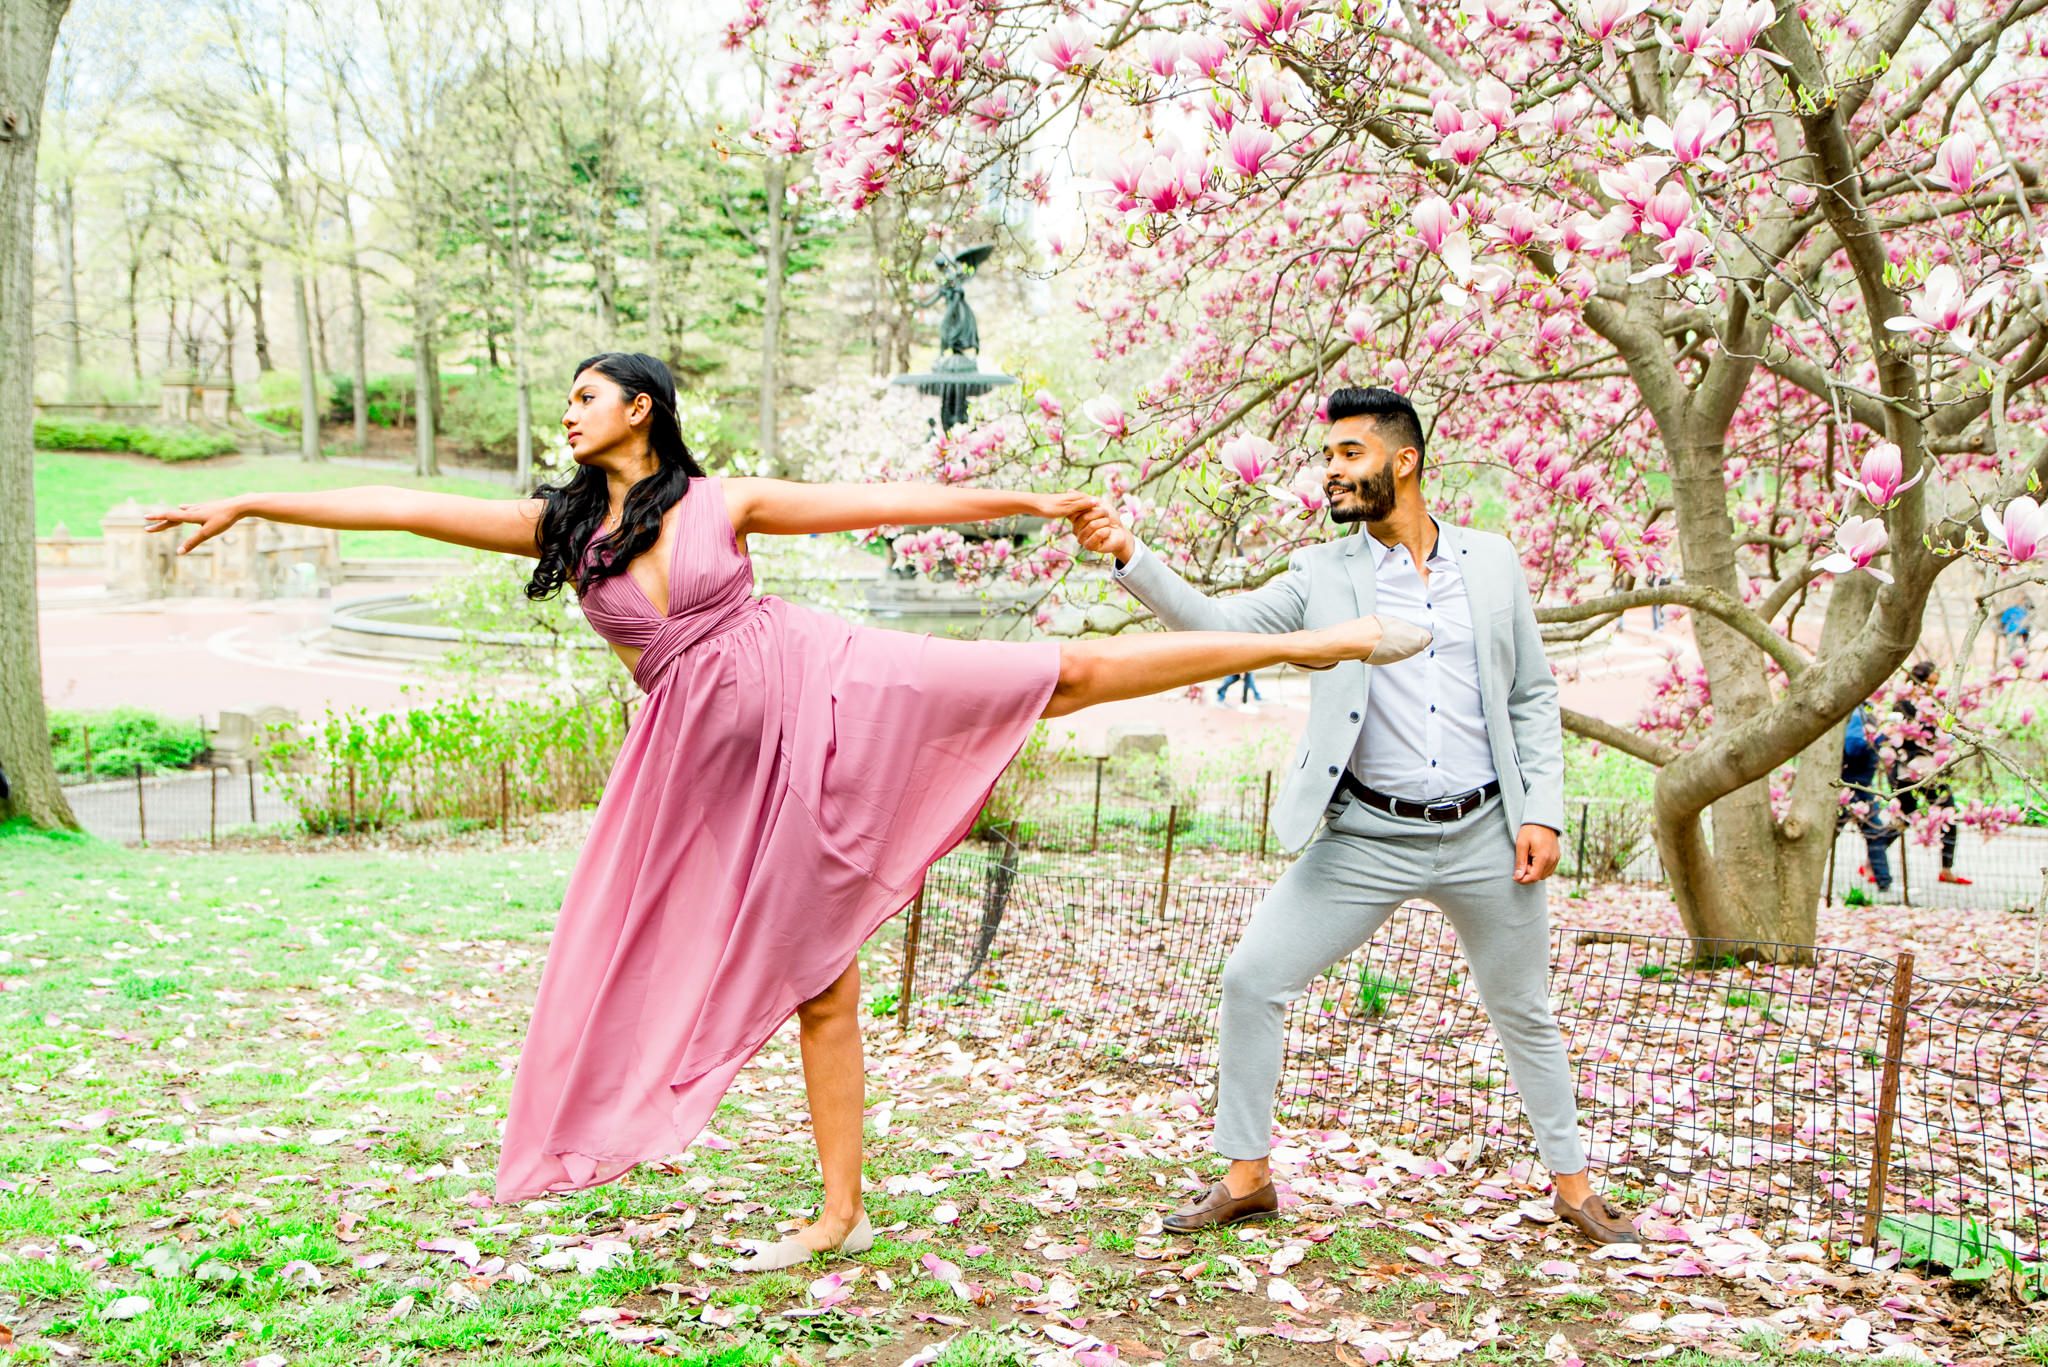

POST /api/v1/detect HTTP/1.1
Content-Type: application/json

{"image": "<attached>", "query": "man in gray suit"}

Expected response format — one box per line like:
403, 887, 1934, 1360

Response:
1073, 387, 1636, 1245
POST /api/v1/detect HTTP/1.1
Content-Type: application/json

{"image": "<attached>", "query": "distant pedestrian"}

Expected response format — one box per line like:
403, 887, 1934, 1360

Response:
1646, 573, 1669, 632
1217, 671, 1263, 704
1838, 703, 1898, 895
1998, 599, 2033, 655
1891, 662, 1970, 887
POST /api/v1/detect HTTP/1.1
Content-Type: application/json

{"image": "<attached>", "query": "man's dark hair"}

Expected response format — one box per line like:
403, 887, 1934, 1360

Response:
1326, 386, 1426, 470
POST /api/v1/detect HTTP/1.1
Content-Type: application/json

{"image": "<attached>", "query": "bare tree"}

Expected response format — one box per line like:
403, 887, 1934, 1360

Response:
1, 0, 79, 830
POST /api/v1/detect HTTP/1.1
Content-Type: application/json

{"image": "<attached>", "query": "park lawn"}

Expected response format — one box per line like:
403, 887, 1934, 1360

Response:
0, 823, 2005, 1367
33, 450, 519, 560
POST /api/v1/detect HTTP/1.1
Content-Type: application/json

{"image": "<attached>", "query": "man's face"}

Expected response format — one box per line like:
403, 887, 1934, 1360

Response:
1321, 416, 1402, 525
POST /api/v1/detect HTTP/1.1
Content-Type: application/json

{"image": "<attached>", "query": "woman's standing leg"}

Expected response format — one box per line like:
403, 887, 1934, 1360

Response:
792, 958, 868, 1249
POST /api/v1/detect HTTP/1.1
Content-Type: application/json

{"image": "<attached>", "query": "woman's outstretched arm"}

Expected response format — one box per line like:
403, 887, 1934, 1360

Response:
727, 477, 1089, 537
145, 487, 547, 557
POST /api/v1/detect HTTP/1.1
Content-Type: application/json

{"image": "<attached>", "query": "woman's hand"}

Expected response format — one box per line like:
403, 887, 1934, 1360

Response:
1035, 491, 1096, 522
144, 498, 246, 554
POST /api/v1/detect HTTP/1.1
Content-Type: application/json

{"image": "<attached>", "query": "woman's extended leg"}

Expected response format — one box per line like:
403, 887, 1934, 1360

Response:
1044, 618, 1414, 718
791, 958, 867, 1251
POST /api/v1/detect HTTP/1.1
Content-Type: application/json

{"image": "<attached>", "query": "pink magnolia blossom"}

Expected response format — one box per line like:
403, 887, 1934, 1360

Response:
1286, 465, 1329, 512
1181, 32, 1230, 75
1473, 77, 1514, 130
1629, 226, 1715, 282
1227, 124, 1277, 177
1252, 77, 1291, 129
1221, 433, 1278, 484
1481, 201, 1542, 247
1081, 396, 1129, 440
1815, 516, 1893, 584
1883, 264, 2002, 336
1144, 32, 1183, 78
1709, 0, 1777, 59
1433, 99, 1466, 138
1597, 156, 1675, 224
1343, 310, 1376, 345
1642, 181, 1694, 240
1642, 100, 1736, 171
1413, 196, 1458, 252
1578, 0, 1653, 43
1982, 496, 2048, 562
1236, 0, 1304, 43
1459, 0, 1523, 31
1434, 125, 1497, 166
1035, 21, 1096, 73
1928, 131, 1979, 195
1834, 443, 1922, 509
1670, 0, 1713, 53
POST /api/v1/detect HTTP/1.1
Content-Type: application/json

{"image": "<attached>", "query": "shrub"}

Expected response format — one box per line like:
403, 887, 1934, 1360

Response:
263, 693, 628, 834
48, 708, 207, 779
32, 418, 235, 462
441, 371, 522, 459
327, 373, 417, 427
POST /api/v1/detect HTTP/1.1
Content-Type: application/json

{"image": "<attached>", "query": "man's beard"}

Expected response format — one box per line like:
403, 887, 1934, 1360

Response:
1326, 462, 1397, 524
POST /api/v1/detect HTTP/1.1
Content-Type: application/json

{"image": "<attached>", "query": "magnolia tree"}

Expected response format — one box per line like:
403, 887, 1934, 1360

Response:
741, 0, 2048, 954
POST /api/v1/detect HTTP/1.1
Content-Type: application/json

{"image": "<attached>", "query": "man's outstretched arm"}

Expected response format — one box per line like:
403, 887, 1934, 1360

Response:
1073, 500, 1309, 636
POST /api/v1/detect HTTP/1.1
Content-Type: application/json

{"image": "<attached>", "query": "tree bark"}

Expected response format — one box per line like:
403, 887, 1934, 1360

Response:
758, 156, 786, 475
412, 265, 438, 476
1, 0, 80, 830
51, 174, 78, 398
290, 271, 320, 461
340, 201, 367, 450
512, 296, 533, 489
242, 255, 273, 373
310, 267, 330, 374
645, 178, 665, 363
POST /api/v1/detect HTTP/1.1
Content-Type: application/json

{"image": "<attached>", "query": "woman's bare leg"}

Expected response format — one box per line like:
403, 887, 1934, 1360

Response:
791, 958, 867, 1250
1043, 619, 1387, 718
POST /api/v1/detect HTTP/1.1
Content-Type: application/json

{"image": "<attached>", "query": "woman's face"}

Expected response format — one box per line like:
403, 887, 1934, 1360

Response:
561, 369, 648, 463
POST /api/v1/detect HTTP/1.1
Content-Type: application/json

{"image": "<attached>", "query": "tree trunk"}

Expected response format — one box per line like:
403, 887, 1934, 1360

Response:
52, 175, 78, 398
645, 179, 665, 362
218, 272, 236, 395
244, 258, 273, 374
341, 206, 367, 450
126, 256, 141, 383
310, 268, 330, 374
412, 289, 438, 477
1, 0, 80, 830
512, 287, 533, 489
290, 272, 320, 461
758, 157, 786, 475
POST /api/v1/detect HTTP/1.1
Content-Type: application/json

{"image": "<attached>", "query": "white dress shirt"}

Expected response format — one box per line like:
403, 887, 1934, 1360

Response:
1350, 523, 1496, 801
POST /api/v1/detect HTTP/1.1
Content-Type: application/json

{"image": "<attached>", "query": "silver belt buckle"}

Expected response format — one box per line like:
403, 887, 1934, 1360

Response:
1424, 797, 1464, 823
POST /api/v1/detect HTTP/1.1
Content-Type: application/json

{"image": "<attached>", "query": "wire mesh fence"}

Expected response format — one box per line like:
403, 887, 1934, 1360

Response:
898, 850, 2047, 1263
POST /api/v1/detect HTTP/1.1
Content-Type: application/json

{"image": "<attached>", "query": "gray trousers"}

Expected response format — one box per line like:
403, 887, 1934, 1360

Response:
1215, 792, 1588, 1174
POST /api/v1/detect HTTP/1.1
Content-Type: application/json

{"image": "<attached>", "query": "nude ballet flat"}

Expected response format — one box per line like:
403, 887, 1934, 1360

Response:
1365, 615, 1433, 665
731, 1213, 875, 1273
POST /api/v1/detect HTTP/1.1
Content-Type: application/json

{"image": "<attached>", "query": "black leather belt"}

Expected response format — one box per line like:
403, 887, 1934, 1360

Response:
1339, 772, 1500, 823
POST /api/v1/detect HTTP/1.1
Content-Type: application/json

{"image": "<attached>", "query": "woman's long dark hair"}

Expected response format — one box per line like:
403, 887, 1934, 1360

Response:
526, 352, 705, 600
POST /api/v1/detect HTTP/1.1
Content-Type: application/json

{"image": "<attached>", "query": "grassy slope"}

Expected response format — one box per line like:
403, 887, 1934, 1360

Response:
33, 451, 517, 559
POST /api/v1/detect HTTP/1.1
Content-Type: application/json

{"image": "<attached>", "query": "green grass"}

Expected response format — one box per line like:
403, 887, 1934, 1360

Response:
34, 450, 517, 558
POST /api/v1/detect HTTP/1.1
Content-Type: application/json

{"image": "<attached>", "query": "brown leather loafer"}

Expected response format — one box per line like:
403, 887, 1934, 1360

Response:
1162, 1180, 1279, 1233
1553, 1192, 1639, 1246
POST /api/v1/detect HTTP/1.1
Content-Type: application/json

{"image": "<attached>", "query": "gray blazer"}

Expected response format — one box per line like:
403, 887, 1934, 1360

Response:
1113, 522, 1565, 852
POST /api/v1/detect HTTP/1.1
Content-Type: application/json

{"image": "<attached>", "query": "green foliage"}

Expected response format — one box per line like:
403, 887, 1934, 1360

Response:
263, 693, 627, 834
442, 370, 524, 460
973, 722, 1077, 839
1354, 968, 1410, 1016
1880, 1213, 2045, 1300
327, 373, 418, 428
47, 708, 206, 779
1845, 884, 1874, 907
32, 419, 235, 462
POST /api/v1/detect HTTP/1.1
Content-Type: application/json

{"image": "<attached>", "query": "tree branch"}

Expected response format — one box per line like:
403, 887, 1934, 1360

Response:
1561, 708, 1677, 766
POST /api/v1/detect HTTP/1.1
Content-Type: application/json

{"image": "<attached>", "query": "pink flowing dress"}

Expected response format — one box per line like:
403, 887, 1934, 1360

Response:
495, 477, 1060, 1201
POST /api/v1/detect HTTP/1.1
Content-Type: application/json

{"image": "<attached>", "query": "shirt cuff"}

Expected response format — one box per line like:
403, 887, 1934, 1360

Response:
1110, 541, 1148, 580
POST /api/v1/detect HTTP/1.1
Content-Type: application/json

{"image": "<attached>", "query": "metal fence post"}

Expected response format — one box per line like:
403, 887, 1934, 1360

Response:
1574, 800, 1590, 882
1258, 770, 1272, 858
83, 723, 93, 777
1860, 951, 1916, 1247
500, 760, 511, 842
1899, 834, 1911, 907
209, 766, 219, 846
896, 885, 924, 1030
1090, 756, 1105, 852
248, 765, 258, 824
1157, 803, 1178, 917
133, 762, 146, 846
1825, 822, 1838, 905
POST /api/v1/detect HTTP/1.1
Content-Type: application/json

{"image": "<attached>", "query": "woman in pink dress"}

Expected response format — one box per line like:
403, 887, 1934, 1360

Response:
148, 353, 1428, 1268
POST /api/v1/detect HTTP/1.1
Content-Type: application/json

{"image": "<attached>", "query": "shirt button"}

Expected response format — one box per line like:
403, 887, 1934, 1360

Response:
1328, 765, 1339, 775
1348, 711, 1360, 722
1430, 705, 1437, 713
1430, 760, 1438, 767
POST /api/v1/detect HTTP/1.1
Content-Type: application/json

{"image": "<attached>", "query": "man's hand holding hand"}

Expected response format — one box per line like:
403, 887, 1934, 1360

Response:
1514, 824, 1560, 883
1071, 500, 1137, 564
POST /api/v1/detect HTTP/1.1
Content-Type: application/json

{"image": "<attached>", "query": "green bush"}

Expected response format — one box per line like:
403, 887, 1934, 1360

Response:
441, 371, 523, 459
32, 418, 235, 462
327, 373, 417, 427
264, 693, 628, 835
48, 708, 207, 779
